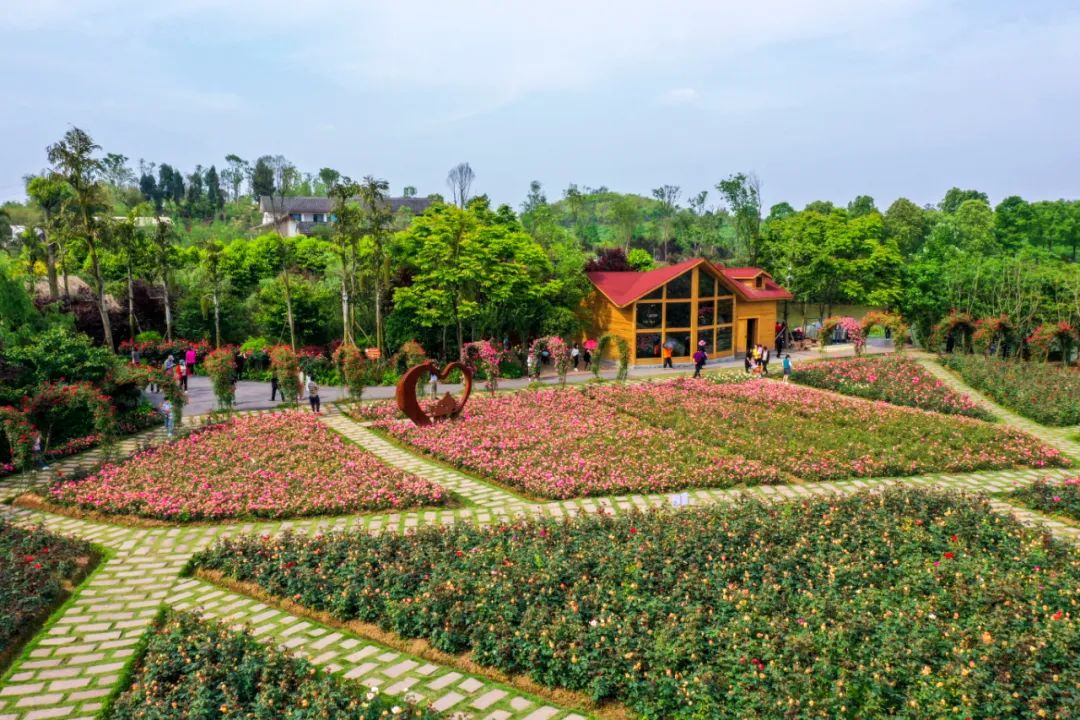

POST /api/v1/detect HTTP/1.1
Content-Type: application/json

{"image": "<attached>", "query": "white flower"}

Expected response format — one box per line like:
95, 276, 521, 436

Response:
392, 707, 402, 715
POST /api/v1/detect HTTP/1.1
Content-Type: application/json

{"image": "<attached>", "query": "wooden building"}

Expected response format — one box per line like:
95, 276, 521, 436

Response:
579, 258, 792, 365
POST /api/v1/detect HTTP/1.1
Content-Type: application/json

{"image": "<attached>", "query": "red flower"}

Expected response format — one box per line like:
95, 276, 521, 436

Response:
1052, 611, 1064, 621
33, 563, 42, 570
23, 555, 34, 562
629, 527, 638, 535
949, 534, 958, 543
285, 561, 296, 569
455, 550, 464, 557
943, 551, 955, 560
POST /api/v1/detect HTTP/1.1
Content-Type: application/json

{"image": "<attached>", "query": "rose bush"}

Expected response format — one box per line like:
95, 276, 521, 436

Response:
193, 487, 1080, 718
1009, 477, 1080, 521
940, 354, 1080, 426
108, 611, 440, 720
791, 355, 992, 419
49, 412, 447, 520
376, 379, 1064, 498
0, 519, 93, 657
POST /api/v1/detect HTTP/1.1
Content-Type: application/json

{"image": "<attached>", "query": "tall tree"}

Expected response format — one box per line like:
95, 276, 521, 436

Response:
328, 180, 362, 346
101, 152, 134, 188
847, 195, 877, 217
651, 185, 681, 260
609, 195, 639, 253
185, 165, 206, 218
222, 154, 249, 201
883, 197, 927, 256
446, 162, 475, 208
197, 239, 226, 347
25, 175, 73, 300
402, 185, 417, 198
107, 210, 151, 344
939, 187, 989, 214
953, 199, 997, 254
317, 167, 341, 192
252, 156, 275, 198
357, 176, 393, 351
205, 165, 224, 220
47, 127, 115, 349
149, 218, 178, 339
716, 172, 763, 264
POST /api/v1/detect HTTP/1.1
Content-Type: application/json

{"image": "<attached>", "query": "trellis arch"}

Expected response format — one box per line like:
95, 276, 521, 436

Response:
1027, 322, 1079, 365
592, 334, 631, 382
528, 336, 571, 384
859, 311, 909, 352
972, 315, 1015, 357
0, 406, 36, 470
120, 365, 186, 427
819, 316, 865, 355
930, 311, 976, 354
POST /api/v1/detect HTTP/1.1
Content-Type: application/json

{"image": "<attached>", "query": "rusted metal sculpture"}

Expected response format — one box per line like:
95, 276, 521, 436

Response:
395, 361, 473, 426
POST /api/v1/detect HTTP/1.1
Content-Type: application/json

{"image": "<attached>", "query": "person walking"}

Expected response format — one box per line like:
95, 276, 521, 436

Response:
177, 361, 187, 391
32, 432, 48, 471
270, 374, 280, 401
571, 343, 580, 371
582, 347, 592, 372
744, 352, 753, 374
307, 379, 321, 414
662, 344, 674, 369
692, 346, 707, 378
761, 346, 771, 376
184, 346, 197, 373
782, 354, 793, 382
160, 399, 174, 438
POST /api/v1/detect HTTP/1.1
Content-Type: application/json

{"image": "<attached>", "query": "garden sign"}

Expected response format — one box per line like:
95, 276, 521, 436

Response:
396, 360, 473, 426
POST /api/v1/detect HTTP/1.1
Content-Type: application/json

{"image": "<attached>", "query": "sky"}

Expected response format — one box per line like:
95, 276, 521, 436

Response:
3, 0, 1080, 212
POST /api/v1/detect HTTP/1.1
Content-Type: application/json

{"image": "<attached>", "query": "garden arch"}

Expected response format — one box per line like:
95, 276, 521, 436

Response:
931, 311, 976, 354
859, 311, 909, 352
818, 316, 865, 355
592, 333, 631, 382
21, 382, 117, 456
0, 406, 36, 471
528, 336, 571, 384
972, 315, 1015, 358
1027, 322, 1079, 365
121, 365, 186, 427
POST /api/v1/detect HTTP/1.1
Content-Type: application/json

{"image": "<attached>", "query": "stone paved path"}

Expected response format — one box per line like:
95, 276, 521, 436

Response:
1, 365, 1078, 720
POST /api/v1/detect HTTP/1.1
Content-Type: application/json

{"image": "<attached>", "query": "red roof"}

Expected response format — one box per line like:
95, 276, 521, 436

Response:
587, 259, 791, 307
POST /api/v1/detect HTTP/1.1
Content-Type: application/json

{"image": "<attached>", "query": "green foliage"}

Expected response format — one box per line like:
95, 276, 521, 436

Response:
196, 487, 1080, 719
269, 345, 301, 402
940, 354, 1080, 426
2, 327, 117, 401
1008, 477, 1080, 522
203, 348, 236, 411
0, 252, 35, 333
108, 611, 440, 720
625, 247, 654, 271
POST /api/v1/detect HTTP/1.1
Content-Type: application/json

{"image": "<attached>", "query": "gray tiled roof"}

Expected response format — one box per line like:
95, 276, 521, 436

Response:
259, 196, 431, 215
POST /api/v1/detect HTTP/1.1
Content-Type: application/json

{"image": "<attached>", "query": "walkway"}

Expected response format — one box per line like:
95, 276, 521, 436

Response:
0, 356, 1077, 720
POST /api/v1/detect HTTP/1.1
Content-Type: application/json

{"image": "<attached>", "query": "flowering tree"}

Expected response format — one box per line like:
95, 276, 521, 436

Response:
22, 382, 117, 456
0, 406, 35, 470
269, 345, 302, 405
203, 347, 237, 411
121, 364, 185, 427
929, 311, 976, 354
400, 340, 427, 368
529, 336, 571, 384
1027, 321, 1078, 364
971, 315, 1015, 357
333, 344, 368, 401
818, 316, 865, 355
462, 340, 505, 394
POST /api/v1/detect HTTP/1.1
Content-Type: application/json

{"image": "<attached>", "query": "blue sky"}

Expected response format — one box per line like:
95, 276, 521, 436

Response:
3, 1, 1079, 211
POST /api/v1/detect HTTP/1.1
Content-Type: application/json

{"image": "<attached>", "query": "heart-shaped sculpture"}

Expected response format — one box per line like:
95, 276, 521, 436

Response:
395, 360, 473, 426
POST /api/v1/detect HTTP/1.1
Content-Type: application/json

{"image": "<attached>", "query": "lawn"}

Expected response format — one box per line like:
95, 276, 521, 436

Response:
193, 487, 1080, 718
790, 354, 992, 419
47, 412, 447, 521
374, 379, 1065, 498
0, 519, 95, 668
940, 354, 1080, 426
107, 611, 440, 719
1007, 477, 1080, 522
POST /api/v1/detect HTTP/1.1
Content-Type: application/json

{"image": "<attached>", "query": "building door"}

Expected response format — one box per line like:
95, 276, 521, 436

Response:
744, 318, 757, 353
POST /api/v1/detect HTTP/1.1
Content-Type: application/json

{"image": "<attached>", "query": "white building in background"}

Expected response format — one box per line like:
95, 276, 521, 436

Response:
256, 195, 431, 237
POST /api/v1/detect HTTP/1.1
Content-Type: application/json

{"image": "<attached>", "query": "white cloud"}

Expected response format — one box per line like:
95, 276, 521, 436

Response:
659, 87, 700, 105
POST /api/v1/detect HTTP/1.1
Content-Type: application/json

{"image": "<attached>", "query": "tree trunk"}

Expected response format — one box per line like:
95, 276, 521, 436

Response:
374, 283, 383, 352
41, 225, 59, 300
60, 243, 70, 297
282, 270, 297, 349
212, 286, 221, 348
161, 277, 173, 341
341, 285, 352, 346
87, 243, 113, 350
127, 265, 136, 346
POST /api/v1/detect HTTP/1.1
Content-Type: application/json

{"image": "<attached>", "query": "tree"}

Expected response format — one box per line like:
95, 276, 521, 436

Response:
197, 239, 226, 347
25, 175, 73, 300
139, 172, 162, 212
357, 176, 393, 351
584, 247, 633, 272
222, 154, 249, 201
402, 185, 417, 198
252, 156, 275, 198
185, 165, 205, 218
609, 195, 639, 253
101, 152, 134, 188
766, 202, 795, 222
883, 197, 927, 256
329, 180, 363, 346
149, 218, 178, 340
446, 162, 475, 208
205, 165, 224, 220
158, 163, 184, 206
106, 210, 151, 344
47, 127, 115, 349
939, 187, 989, 214
953, 199, 997, 254
847, 195, 877, 217
716, 172, 762, 263
317, 167, 341, 192
521, 180, 548, 216
0, 252, 35, 333
651, 185, 681, 260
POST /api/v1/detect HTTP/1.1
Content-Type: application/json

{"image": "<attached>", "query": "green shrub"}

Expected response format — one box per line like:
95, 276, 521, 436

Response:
1008, 477, 1080, 521
194, 487, 1080, 718
940, 354, 1080, 426
134, 330, 163, 344
107, 611, 440, 719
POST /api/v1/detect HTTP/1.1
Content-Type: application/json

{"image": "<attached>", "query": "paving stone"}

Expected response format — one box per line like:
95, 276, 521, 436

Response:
470, 689, 507, 709
431, 692, 465, 711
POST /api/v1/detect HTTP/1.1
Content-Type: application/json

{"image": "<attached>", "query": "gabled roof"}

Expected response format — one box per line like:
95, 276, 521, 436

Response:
586, 258, 791, 307
258, 195, 432, 215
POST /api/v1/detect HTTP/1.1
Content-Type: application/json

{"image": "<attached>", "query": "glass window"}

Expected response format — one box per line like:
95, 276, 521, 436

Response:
696, 328, 714, 353
716, 326, 733, 352
697, 299, 715, 327
666, 271, 692, 299
636, 332, 662, 358
717, 298, 733, 324
636, 303, 662, 329
643, 285, 664, 300
665, 332, 692, 357
700, 271, 718, 298
665, 302, 692, 328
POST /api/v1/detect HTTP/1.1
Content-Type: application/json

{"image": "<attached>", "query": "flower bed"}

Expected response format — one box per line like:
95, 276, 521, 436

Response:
193, 487, 1079, 718
1008, 477, 1080, 522
1, 520, 95, 665
791, 355, 991, 419
48, 412, 447, 521
375, 380, 1064, 498
940, 355, 1080, 426
108, 611, 440, 719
